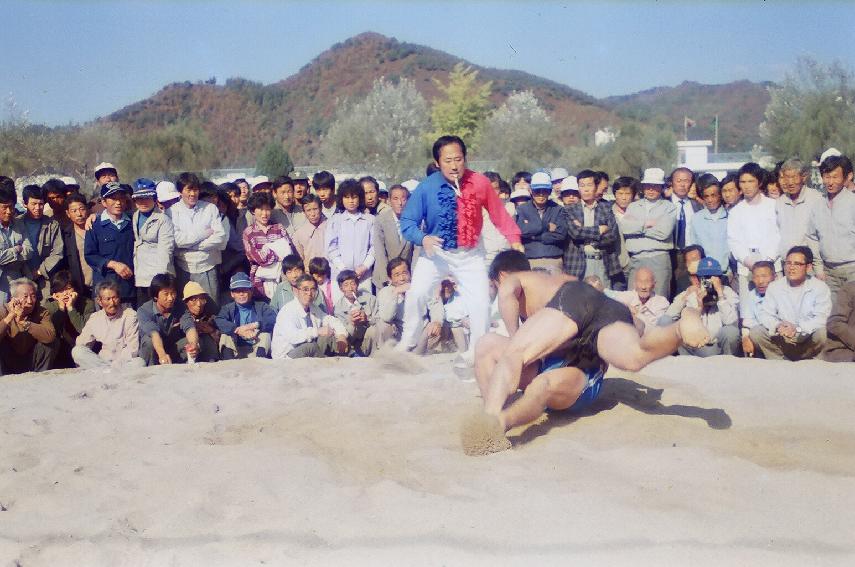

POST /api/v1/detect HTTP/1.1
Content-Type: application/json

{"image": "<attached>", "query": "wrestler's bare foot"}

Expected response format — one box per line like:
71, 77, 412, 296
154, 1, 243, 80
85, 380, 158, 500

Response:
460, 412, 511, 456
677, 308, 711, 348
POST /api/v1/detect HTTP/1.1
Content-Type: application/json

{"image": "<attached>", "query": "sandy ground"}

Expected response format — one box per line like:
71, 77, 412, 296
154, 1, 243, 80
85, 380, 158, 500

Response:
1, 354, 854, 566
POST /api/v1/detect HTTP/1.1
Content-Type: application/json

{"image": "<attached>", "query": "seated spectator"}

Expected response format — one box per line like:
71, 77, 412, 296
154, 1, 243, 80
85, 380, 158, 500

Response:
84, 182, 136, 306
334, 269, 379, 357
739, 261, 776, 358
376, 258, 445, 354
243, 191, 292, 299
607, 267, 670, 331
60, 194, 93, 297
751, 246, 831, 360
660, 256, 740, 357
43, 270, 95, 368
137, 273, 199, 366
326, 179, 375, 299
293, 194, 328, 272
515, 171, 567, 272
132, 179, 175, 307
269, 254, 326, 314
20, 184, 64, 297
271, 274, 347, 359
824, 280, 855, 362
180, 282, 220, 363
309, 257, 336, 315
439, 278, 469, 353
0, 278, 58, 374
71, 280, 144, 369
215, 273, 276, 360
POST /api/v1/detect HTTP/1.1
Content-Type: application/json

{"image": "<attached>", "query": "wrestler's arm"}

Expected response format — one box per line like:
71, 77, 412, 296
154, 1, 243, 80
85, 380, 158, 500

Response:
498, 275, 523, 336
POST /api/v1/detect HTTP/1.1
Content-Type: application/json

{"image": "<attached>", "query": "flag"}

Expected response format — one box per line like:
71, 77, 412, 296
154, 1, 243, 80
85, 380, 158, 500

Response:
684, 116, 696, 128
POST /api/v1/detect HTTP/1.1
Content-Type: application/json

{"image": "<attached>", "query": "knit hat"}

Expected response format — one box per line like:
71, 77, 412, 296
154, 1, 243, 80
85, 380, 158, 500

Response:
229, 272, 252, 290
182, 281, 207, 301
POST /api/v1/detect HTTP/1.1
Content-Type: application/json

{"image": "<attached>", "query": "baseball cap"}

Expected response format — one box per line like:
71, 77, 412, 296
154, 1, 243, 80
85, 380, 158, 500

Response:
695, 257, 723, 277
100, 181, 124, 199
530, 171, 552, 192
94, 162, 117, 178
229, 272, 253, 290
132, 178, 157, 200
156, 181, 180, 203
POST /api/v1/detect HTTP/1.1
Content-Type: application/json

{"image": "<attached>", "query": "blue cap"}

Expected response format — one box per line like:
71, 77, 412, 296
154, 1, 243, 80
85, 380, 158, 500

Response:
132, 178, 157, 200
100, 181, 124, 200
229, 272, 253, 290
696, 257, 723, 277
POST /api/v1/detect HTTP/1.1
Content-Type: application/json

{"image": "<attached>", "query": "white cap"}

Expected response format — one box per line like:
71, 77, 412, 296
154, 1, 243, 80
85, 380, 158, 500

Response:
60, 176, 78, 186
640, 167, 666, 186
156, 180, 180, 203
550, 167, 569, 183
94, 162, 117, 177
402, 179, 419, 191
820, 147, 843, 164
378, 180, 388, 193
510, 188, 531, 201
559, 176, 579, 193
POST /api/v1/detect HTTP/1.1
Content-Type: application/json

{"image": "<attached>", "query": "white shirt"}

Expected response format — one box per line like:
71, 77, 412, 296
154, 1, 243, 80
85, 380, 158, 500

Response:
271, 298, 346, 359
726, 195, 781, 276
167, 200, 227, 273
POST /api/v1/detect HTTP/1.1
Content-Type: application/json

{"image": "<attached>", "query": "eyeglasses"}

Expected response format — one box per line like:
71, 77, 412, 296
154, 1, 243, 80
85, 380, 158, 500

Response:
784, 261, 807, 267
298, 286, 317, 293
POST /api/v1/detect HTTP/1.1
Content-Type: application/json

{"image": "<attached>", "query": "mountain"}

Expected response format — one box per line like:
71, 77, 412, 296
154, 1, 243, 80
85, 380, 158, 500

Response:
605, 80, 773, 152
103, 32, 773, 167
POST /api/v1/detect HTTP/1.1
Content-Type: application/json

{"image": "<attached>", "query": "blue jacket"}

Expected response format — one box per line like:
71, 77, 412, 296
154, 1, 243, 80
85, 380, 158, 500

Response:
84, 214, 135, 300
515, 201, 567, 259
215, 301, 277, 336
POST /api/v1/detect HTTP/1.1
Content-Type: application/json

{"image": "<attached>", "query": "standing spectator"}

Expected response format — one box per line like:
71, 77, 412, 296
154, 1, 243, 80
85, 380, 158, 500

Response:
397, 136, 523, 364
372, 185, 413, 289
549, 167, 569, 203
326, 179, 375, 298
42, 178, 70, 224
807, 154, 855, 300
740, 261, 776, 358
564, 170, 619, 287
180, 282, 220, 362
607, 267, 670, 330
727, 162, 781, 298
291, 172, 311, 205
169, 173, 227, 302
131, 179, 175, 307
84, 182, 136, 305
669, 167, 702, 296
690, 173, 730, 278
234, 178, 251, 211
60, 194, 93, 297
360, 176, 389, 216
558, 176, 581, 207
43, 270, 94, 368
215, 273, 276, 359
751, 246, 831, 360
824, 280, 855, 362
775, 158, 823, 270
376, 258, 445, 352
271, 176, 306, 237
313, 171, 338, 220
0, 185, 31, 296
216, 184, 249, 293
20, 184, 64, 297
515, 171, 567, 272
720, 173, 741, 210
156, 180, 181, 211
71, 280, 144, 369
270, 274, 347, 359
137, 273, 200, 366
611, 176, 638, 290
293, 194, 328, 272
243, 191, 292, 299
617, 168, 676, 298
334, 269, 379, 356
595, 171, 611, 201
0, 278, 58, 374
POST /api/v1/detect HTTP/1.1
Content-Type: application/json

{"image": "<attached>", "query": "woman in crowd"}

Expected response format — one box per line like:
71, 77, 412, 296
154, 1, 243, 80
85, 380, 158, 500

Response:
325, 179, 375, 300
243, 191, 293, 299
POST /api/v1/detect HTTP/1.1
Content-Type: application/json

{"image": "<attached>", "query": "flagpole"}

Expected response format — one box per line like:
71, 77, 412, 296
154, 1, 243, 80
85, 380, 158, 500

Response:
714, 114, 719, 154
683, 116, 688, 141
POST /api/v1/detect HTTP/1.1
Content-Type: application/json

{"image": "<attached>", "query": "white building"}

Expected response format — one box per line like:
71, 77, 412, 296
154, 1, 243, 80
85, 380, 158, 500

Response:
676, 140, 751, 180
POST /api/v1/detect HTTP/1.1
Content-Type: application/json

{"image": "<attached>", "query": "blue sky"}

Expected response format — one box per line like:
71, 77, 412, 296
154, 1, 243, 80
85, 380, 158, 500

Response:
2, 1, 853, 126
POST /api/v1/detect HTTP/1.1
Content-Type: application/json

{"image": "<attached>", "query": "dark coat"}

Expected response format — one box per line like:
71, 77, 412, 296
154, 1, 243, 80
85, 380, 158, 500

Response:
215, 301, 277, 336
825, 281, 855, 362
563, 201, 621, 278
84, 216, 135, 301
515, 201, 568, 259
60, 223, 87, 293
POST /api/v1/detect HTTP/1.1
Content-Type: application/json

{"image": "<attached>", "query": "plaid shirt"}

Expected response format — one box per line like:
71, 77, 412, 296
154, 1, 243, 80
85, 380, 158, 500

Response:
563, 201, 621, 278
242, 222, 292, 297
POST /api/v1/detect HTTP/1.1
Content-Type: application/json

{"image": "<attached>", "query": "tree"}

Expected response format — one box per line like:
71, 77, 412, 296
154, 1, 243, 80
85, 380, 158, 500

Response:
428, 63, 492, 148
320, 77, 430, 181
566, 119, 677, 179
760, 56, 855, 160
119, 121, 217, 179
255, 142, 294, 179
478, 91, 559, 175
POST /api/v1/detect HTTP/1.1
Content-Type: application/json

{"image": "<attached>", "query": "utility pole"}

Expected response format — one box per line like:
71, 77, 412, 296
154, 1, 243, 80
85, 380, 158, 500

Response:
714, 114, 719, 154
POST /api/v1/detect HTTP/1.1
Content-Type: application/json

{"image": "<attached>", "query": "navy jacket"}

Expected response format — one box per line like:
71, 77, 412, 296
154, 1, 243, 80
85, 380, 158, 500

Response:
84, 215, 135, 300
515, 201, 568, 259
215, 301, 277, 336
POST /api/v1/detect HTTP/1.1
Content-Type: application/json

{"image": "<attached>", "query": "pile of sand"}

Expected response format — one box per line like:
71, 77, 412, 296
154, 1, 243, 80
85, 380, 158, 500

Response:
1, 354, 853, 565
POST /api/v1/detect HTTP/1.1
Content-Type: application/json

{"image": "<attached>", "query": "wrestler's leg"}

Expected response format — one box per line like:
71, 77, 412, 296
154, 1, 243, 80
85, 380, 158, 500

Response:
474, 332, 508, 398
484, 308, 579, 417
597, 307, 709, 372
500, 366, 587, 431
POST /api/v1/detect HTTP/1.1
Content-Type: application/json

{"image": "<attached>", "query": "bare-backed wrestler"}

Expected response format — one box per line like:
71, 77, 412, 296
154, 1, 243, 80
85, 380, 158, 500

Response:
463, 250, 710, 455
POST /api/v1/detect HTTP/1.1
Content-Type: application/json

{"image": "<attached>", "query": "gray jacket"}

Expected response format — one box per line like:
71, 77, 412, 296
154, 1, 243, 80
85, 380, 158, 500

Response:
372, 209, 414, 289
0, 219, 34, 293
132, 210, 176, 287
377, 284, 443, 325
618, 198, 677, 256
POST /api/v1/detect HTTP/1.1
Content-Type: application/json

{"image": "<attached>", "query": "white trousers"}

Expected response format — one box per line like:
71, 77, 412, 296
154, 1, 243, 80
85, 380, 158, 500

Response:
399, 246, 490, 357
71, 346, 146, 370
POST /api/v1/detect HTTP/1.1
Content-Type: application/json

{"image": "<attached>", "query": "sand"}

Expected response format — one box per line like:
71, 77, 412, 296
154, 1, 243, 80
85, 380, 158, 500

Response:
1, 354, 854, 565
